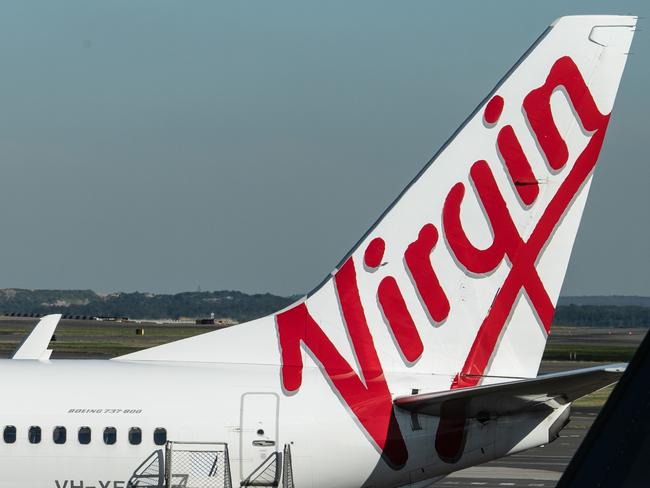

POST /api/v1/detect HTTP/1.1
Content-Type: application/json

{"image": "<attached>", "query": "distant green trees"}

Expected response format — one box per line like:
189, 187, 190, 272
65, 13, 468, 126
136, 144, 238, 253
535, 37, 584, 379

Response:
0, 289, 295, 322
0, 289, 649, 327
552, 305, 650, 327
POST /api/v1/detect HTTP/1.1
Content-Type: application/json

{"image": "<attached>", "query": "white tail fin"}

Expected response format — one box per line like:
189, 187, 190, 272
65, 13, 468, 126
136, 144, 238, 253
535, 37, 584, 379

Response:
12, 314, 61, 360
118, 16, 636, 388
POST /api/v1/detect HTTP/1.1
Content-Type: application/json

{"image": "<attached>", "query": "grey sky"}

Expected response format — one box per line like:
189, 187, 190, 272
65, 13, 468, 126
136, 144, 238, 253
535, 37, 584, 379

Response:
0, 1, 647, 297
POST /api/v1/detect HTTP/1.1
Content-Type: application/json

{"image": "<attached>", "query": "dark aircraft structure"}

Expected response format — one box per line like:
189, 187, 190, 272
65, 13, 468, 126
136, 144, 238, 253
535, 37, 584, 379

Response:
557, 328, 650, 487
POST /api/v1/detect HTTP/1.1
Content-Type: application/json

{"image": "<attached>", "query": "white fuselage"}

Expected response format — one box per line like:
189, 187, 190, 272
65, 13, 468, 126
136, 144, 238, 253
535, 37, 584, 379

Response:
0, 359, 565, 488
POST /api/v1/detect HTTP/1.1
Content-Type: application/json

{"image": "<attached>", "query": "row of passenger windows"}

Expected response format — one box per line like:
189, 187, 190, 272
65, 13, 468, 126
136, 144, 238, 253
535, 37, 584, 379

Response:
3, 426, 166, 446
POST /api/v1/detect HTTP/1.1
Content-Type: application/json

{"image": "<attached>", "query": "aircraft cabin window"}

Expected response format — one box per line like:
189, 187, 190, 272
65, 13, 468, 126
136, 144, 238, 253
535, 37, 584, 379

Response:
78, 426, 91, 445
153, 428, 167, 446
3, 426, 16, 444
53, 426, 67, 444
128, 427, 141, 445
28, 426, 41, 444
103, 427, 117, 445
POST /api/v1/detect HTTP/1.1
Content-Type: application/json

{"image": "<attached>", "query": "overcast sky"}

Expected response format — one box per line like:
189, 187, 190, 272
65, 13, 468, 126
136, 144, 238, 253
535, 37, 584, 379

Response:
0, 1, 647, 297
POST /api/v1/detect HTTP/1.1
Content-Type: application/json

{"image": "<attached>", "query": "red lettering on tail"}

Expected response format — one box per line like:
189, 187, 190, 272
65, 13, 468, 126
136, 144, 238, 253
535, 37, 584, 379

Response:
435, 56, 609, 462
364, 237, 386, 269
524, 56, 606, 170
497, 125, 540, 205
449, 56, 609, 389
378, 276, 424, 363
404, 224, 450, 323
276, 258, 408, 468
277, 55, 612, 469
484, 95, 504, 125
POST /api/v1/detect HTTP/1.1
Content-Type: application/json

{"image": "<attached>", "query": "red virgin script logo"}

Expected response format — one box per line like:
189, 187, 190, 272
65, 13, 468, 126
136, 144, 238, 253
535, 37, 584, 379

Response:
276, 57, 611, 468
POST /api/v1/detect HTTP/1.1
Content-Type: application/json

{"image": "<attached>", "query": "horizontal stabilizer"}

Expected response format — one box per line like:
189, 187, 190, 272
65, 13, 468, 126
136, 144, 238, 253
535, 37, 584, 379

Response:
394, 364, 625, 418
12, 314, 61, 360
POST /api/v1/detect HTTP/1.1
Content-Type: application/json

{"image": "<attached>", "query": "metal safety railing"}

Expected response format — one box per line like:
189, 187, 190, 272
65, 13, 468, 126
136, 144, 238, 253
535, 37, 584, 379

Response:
241, 451, 281, 487
165, 441, 233, 488
128, 449, 165, 487
162, 441, 294, 488
281, 444, 294, 488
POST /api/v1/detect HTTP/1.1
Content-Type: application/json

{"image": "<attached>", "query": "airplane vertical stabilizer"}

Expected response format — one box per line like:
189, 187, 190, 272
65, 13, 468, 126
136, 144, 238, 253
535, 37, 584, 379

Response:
117, 16, 635, 385
115, 15, 636, 470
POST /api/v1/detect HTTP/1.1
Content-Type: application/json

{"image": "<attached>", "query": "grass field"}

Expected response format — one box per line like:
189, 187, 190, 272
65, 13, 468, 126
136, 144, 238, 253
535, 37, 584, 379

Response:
0, 318, 221, 358
573, 384, 615, 408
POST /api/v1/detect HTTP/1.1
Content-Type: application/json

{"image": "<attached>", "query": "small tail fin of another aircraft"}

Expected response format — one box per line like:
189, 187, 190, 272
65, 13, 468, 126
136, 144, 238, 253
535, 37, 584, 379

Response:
117, 16, 636, 389
13, 314, 61, 360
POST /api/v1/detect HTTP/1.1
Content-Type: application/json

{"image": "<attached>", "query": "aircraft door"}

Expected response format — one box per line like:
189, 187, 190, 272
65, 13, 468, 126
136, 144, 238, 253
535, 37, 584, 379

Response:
240, 392, 279, 482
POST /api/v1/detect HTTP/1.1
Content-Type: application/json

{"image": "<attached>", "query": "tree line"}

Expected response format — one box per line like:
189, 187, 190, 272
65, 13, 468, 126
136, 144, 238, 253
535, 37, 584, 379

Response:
0, 289, 648, 326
